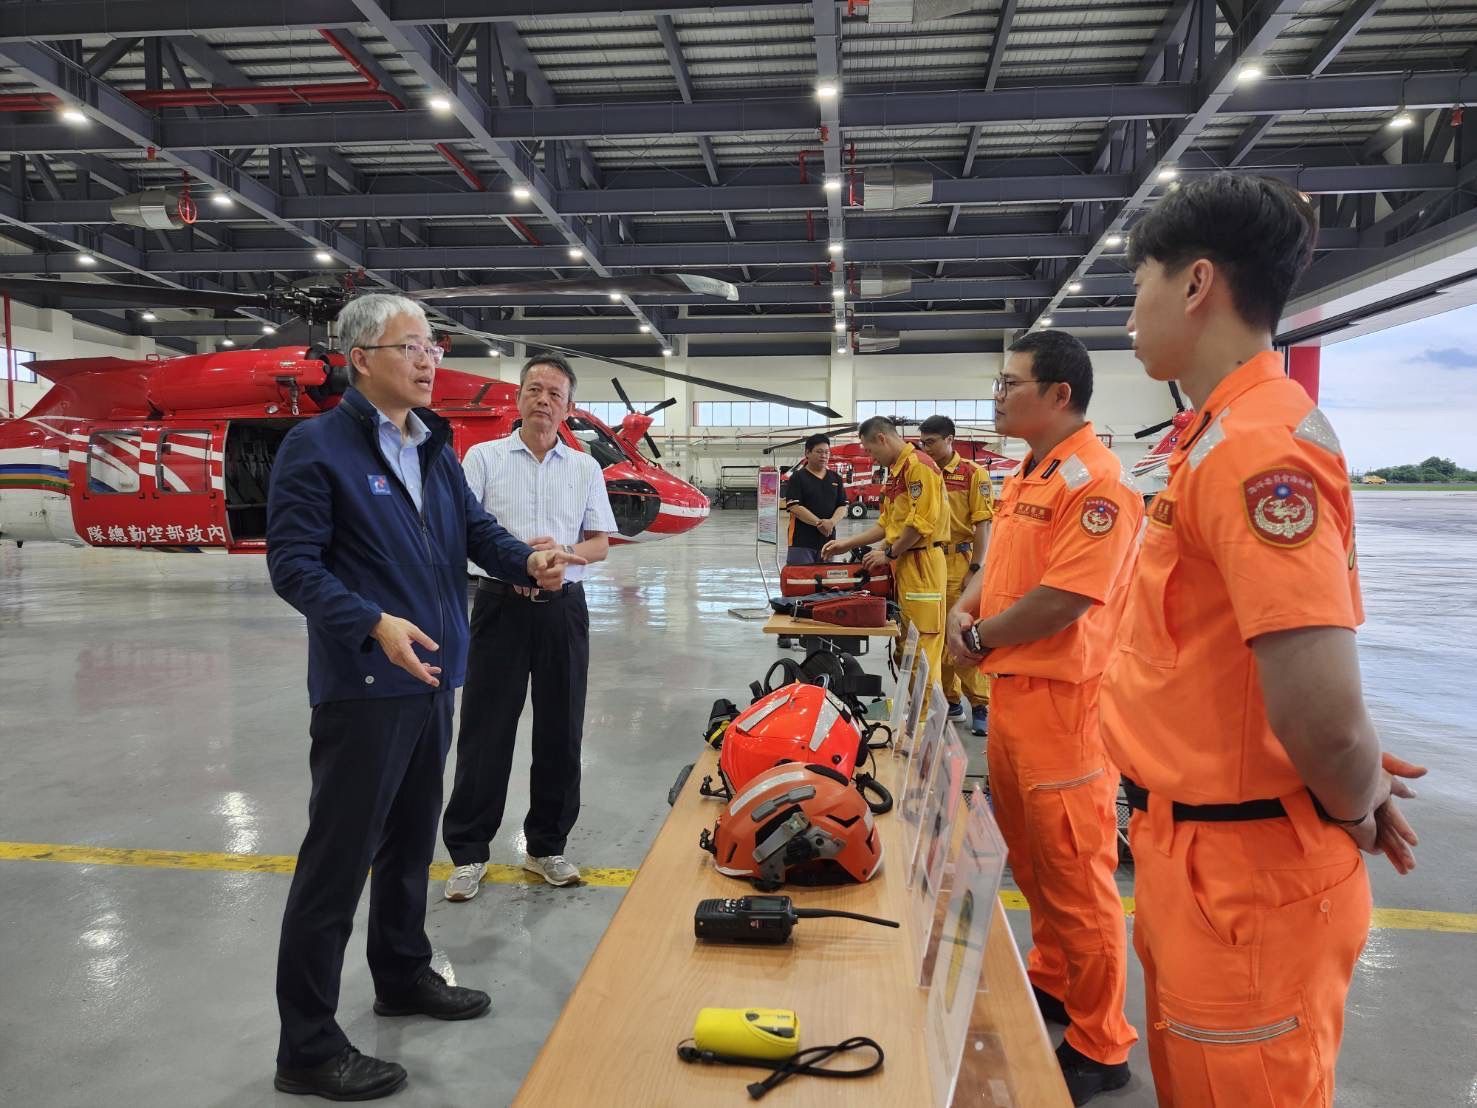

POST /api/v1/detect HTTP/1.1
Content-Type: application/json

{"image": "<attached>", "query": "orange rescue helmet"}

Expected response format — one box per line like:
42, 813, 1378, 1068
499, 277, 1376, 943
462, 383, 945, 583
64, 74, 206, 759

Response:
719, 682, 863, 793
700, 762, 884, 890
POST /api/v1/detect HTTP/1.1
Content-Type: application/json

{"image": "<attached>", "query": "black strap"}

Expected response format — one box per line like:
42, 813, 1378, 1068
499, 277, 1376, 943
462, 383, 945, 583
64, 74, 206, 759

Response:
677, 1036, 884, 1101
1121, 776, 1287, 823
477, 576, 581, 599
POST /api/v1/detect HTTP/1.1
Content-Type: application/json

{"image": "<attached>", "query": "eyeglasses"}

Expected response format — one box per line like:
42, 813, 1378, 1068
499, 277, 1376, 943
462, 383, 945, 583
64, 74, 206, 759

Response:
991, 374, 1041, 398
358, 341, 445, 365
917, 436, 948, 449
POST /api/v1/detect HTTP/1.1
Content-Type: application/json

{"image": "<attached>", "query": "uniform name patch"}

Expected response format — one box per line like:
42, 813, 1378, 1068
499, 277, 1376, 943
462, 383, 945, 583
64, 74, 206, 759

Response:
1079, 497, 1120, 537
1149, 496, 1175, 528
1243, 469, 1318, 547
1014, 502, 1054, 522
368, 474, 392, 496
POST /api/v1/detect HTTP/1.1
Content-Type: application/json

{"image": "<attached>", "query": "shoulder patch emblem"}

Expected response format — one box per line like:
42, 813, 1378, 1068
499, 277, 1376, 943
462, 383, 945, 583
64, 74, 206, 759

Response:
1149, 496, 1175, 528
1243, 469, 1318, 547
908, 480, 922, 499
1080, 496, 1120, 537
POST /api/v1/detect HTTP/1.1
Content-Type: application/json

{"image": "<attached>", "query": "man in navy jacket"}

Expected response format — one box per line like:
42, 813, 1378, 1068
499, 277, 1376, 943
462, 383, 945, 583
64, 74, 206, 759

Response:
267, 294, 583, 1101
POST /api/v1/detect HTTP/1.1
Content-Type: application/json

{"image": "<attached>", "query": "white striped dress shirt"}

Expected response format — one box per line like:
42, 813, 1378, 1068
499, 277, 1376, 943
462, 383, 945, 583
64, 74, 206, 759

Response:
462, 431, 618, 584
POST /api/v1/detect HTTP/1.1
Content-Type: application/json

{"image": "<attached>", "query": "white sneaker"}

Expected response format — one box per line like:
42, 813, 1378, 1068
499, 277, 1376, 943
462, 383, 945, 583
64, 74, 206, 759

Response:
523, 854, 580, 887
443, 862, 487, 902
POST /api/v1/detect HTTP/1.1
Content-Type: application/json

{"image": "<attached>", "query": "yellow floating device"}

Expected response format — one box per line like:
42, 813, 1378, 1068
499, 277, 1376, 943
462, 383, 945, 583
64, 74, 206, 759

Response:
693, 1007, 800, 1062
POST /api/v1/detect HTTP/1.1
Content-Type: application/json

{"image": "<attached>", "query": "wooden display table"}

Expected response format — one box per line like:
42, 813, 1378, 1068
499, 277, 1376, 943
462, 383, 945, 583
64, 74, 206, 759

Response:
514, 749, 1069, 1107
762, 613, 900, 639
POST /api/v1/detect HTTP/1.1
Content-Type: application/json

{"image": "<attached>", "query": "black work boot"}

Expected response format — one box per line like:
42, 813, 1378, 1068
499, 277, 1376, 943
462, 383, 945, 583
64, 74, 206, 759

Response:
274, 1045, 407, 1101
1033, 983, 1070, 1025
1056, 1040, 1130, 1105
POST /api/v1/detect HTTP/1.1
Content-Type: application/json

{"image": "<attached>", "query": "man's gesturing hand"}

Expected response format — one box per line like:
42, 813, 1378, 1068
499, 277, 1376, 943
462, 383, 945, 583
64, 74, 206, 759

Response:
527, 545, 588, 591
370, 614, 442, 687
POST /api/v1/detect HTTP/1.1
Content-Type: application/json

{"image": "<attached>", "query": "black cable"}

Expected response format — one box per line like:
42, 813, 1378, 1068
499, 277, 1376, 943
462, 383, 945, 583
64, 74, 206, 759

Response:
676, 1036, 885, 1100
791, 907, 899, 928
855, 770, 893, 815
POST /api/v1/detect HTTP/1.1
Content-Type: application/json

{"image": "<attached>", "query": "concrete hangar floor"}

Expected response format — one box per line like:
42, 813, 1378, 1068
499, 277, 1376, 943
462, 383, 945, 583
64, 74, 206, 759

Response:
0, 494, 1472, 1108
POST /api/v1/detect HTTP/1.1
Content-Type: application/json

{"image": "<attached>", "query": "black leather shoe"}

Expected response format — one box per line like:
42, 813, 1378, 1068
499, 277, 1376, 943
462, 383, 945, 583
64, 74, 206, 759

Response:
1033, 984, 1070, 1025
1056, 1040, 1130, 1106
373, 968, 491, 1021
274, 1046, 407, 1101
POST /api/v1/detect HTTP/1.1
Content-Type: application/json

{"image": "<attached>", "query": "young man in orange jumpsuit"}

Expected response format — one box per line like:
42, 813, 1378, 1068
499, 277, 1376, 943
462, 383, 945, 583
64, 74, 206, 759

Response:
1101, 173, 1426, 1107
822, 416, 948, 683
947, 330, 1142, 1104
918, 414, 995, 736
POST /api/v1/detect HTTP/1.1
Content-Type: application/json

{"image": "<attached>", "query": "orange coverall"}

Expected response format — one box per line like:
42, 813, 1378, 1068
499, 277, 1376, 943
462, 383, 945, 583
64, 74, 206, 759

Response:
1101, 351, 1370, 1106
977, 422, 1143, 1066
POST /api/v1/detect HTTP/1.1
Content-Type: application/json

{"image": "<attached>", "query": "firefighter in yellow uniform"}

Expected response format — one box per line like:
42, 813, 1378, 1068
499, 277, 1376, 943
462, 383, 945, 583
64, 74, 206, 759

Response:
918, 414, 994, 735
822, 416, 948, 682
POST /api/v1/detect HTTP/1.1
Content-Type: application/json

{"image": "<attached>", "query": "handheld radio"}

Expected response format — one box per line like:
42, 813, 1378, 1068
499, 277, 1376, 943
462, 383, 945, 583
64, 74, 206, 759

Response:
693, 896, 900, 944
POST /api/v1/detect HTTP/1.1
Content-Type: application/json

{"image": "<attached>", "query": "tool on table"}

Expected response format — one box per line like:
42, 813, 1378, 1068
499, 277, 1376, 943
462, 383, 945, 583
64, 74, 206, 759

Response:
694, 895, 900, 944
677, 1006, 884, 1100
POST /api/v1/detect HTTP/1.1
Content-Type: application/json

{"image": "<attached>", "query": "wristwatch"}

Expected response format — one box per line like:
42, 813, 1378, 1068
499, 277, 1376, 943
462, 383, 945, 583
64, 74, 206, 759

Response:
884, 548, 899, 561
561, 543, 575, 555
968, 561, 982, 572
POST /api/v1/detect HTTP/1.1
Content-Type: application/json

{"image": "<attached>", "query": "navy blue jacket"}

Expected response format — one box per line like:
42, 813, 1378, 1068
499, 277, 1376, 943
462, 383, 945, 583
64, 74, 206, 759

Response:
267, 388, 535, 706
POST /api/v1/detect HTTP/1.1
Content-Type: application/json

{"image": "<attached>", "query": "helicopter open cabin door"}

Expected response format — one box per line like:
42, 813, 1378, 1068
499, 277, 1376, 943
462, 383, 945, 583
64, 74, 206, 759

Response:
72, 425, 231, 550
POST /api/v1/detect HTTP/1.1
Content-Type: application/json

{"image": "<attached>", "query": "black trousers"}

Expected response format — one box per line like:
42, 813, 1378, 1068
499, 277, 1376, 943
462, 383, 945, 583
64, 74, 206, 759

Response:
276, 690, 453, 1068
442, 581, 589, 864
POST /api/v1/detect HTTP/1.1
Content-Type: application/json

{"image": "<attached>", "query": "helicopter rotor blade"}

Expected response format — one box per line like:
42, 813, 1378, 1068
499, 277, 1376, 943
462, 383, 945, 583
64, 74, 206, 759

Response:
436, 322, 841, 419
407, 274, 738, 302
611, 377, 637, 413
1168, 380, 1186, 412
607, 377, 663, 459
644, 397, 678, 416
1134, 418, 1175, 440
0, 276, 271, 313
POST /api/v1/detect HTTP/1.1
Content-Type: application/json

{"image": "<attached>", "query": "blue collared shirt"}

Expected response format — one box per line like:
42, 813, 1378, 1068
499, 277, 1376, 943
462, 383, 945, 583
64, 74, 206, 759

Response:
374, 407, 431, 513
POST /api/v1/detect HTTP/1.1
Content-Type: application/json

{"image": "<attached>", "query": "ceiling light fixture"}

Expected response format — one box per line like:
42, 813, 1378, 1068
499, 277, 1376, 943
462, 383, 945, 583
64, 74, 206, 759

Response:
428, 96, 452, 113
1067, 281, 1083, 293
608, 291, 622, 301
1236, 64, 1264, 83
815, 81, 838, 100
77, 254, 96, 266
661, 347, 673, 357
261, 325, 275, 334
639, 324, 651, 333
221, 339, 235, 347
59, 107, 88, 125
141, 311, 157, 322
568, 246, 585, 260
834, 322, 846, 333
823, 176, 842, 192
827, 242, 843, 255
512, 185, 531, 201
314, 251, 332, 264
1105, 233, 1124, 248
1040, 316, 1054, 327
488, 347, 500, 357
1156, 167, 1179, 183
836, 346, 849, 356
211, 193, 234, 208
1389, 110, 1414, 130
831, 288, 844, 299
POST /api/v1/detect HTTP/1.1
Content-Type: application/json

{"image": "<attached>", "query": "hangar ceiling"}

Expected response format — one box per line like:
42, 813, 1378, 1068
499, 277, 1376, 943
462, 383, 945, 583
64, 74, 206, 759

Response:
0, 0, 1473, 358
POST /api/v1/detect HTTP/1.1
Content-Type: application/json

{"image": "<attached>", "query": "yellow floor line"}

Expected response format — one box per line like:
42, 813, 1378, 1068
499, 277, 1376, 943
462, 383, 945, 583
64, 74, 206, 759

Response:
2, 840, 1472, 933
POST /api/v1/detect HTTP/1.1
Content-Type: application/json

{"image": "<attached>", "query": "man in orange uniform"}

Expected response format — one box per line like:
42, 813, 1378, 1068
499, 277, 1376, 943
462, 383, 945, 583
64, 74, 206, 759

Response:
823, 416, 947, 682
918, 414, 995, 735
1102, 173, 1425, 1107
947, 330, 1142, 1104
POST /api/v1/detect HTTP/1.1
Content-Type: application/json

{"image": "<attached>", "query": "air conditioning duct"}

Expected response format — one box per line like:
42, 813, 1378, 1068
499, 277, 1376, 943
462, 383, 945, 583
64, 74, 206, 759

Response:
867, 0, 977, 22
861, 166, 934, 211
859, 266, 913, 298
856, 324, 901, 353
110, 189, 198, 231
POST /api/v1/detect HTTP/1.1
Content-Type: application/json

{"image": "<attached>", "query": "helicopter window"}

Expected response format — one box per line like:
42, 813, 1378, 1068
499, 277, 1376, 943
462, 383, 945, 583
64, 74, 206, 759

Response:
158, 431, 212, 494
87, 432, 141, 495
565, 417, 626, 469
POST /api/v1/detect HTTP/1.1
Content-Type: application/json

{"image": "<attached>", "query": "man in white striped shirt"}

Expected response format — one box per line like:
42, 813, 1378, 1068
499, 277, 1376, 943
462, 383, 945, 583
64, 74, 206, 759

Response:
442, 354, 618, 897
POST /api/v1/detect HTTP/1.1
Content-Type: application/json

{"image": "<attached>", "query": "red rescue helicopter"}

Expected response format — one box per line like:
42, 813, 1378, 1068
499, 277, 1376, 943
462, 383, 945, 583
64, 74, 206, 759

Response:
0, 273, 840, 553
1127, 381, 1193, 499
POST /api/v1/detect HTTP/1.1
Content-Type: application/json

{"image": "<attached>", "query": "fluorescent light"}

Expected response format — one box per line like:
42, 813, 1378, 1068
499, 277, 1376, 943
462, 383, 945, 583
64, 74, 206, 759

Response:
815, 81, 838, 100
1389, 111, 1414, 130
1236, 64, 1263, 83
827, 242, 843, 255
512, 185, 531, 201
639, 324, 651, 333
822, 176, 842, 193
141, 311, 157, 322
428, 96, 452, 113
1067, 281, 1083, 293
835, 322, 846, 333
831, 288, 844, 299
661, 347, 673, 357
608, 291, 622, 301
211, 193, 234, 209
261, 325, 276, 334
314, 251, 332, 264
568, 246, 585, 260
221, 339, 235, 347
836, 346, 849, 356
1041, 316, 1054, 326
59, 107, 88, 125
77, 254, 96, 266
1105, 234, 1124, 248
1156, 167, 1178, 183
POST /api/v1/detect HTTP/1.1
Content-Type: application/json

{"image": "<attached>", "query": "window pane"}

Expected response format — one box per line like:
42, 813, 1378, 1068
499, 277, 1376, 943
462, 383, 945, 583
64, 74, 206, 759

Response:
894, 400, 915, 421
158, 430, 211, 494
88, 432, 141, 494
979, 399, 995, 422
856, 401, 874, 421
957, 400, 975, 421
694, 402, 710, 425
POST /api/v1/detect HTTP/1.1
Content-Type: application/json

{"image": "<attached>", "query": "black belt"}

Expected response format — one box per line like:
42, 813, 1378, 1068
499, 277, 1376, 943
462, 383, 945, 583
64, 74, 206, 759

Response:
949, 542, 972, 554
477, 577, 582, 601
1121, 775, 1289, 823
